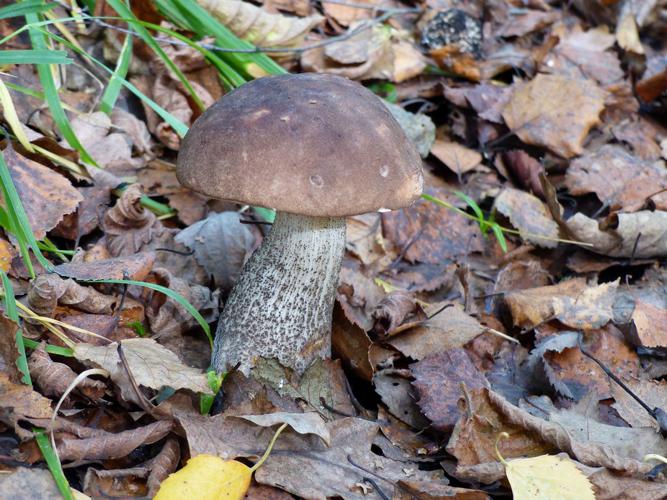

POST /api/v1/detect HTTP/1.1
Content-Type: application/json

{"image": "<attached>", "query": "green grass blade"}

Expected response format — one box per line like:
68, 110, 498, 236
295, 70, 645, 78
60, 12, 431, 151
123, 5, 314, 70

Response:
22, 337, 74, 357
0, 0, 54, 19
25, 12, 97, 166
157, 0, 286, 80
105, 0, 206, 111
35, 26, 188, 137
98, 28, 132, 114
0, 146, 52, 274
0, 272, 31, 386
491, 223, 508, 253
34, 429, 74, 500
0, 49, 71, 64
80, 279, 212, 347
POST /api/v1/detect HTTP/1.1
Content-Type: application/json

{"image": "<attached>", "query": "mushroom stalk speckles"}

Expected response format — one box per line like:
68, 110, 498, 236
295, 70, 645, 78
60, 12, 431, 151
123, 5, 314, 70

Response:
212, 212, 346, 374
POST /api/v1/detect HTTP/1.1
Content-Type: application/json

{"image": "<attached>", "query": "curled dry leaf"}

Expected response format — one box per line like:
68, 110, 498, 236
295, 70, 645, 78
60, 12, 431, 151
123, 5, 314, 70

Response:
29, 344, 105, 401
27, 274, 118, 318
199, 0, 323, 48
2, 144, 82, 240
175, 211, 256, 291
502, 74, 606, 158
147, 438, 181, 497
499, 150, 545, 198
565, 145, 667, 212
494, 187, 559, 248
74, 338, 213, 397
411, 348, 489, 432
371, 290, 418, 336
302, 25, 426, 83
103, 184, 165, 257
0, 313, 24, 384
566, 211, 667, 258
504, 278, 618, 330
57, 419, 173, 461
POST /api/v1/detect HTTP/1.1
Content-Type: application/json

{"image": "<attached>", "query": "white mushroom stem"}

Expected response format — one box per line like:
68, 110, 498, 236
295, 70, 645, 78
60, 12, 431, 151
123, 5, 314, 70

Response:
212, 212, 346, 375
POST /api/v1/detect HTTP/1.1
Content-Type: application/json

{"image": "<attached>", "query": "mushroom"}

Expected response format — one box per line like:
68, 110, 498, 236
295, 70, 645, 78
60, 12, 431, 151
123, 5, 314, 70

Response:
177, 73, 423, 374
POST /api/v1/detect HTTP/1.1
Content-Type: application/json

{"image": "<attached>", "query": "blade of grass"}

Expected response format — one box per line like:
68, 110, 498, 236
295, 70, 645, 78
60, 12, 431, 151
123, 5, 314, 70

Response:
0, 78, 34, 152
79, 278, 212, 347
0, 49, 71, 64
34, 428, 75, 500
25, 11, 97, 166
22, 337, 74, 356
0, 272, 31, 386
157, 0, 286, 80
0, 0, 54, 19
98, 27, 132, 114
105, 0, 205, 111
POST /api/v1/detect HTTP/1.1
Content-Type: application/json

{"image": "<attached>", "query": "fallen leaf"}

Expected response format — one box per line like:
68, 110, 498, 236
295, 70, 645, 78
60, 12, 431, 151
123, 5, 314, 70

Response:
175, 211, 256, 292
0, 372, 53, 439
371, 290, 418, 336
382, 188, 485, 265
147, 438, 181, 496
503, 453, 595, 500
54, 252, 155, 281
337, 258, 385, 330
411, 349, 489, 432
51, 185, 111, 241
57, 420, 173, 461
321, 0, 376, 25
499, 9, 559, 37
388, 303, 486, 360
199, 0, 323, 48
629, 299, 667, 348
374, 369, 428, 428
0, 237, 13, 272
27, 274, 118, 318
566, 211, 667, 258
0, 313, 25, 384
504, 278, 618, 330
502, 74, 606, 158
431, 140, 482, 174
494, 187, 559, 248
616, 13, 644, 55
499, 150, 545, 198
612, 378, 667, 430
565, 145, 667, 212
74, 338, 213, 398
2, 144, 82, 240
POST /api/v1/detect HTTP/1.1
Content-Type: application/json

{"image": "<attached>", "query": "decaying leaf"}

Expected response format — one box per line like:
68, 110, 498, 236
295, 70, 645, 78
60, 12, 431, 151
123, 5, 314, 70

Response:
301, 24, 426, 82
27, 274, 118, 318
74, 338, 213, 398
566, 211, 667, 258
502, 74, 606, 158
175, 211, 256, 291
0, 372, 53, 439
58, 420, 173, 461
431, 140, 482, 175
103, 184, 165, 257
629, 299, 667, 348
371, 290, 418, 336
54, 252, 155, 281
494, 188, 559, 248
2, 144, 82, 240
29, 344, 106, 401
612, 378, 667, 430
374, 369, 428, 428
504, 278, 618, 330
412, 349, 489, 432
199, 0, 323, 48
147, 438, 181, 497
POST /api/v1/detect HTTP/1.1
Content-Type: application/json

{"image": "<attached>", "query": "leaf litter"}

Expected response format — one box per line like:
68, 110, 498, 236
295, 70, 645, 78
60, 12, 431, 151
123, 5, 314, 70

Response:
4, 0, 667, 498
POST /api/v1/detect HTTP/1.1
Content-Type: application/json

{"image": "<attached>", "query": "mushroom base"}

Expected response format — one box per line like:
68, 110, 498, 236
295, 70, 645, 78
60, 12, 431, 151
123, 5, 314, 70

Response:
212, 212, 346, 375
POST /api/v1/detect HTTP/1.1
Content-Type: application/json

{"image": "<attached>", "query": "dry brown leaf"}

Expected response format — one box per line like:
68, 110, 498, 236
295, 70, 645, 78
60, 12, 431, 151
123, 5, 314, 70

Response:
629, 299, 667, 348
395, 480, 490, 500
566, 211, 667, 258
412, 349, 489, 432
388, 303, 486, 360
499, 150, 545, 198
494, 188, 559, 248
502, 74, 606, 158
54, 252, 155, 281
382, 188, 485, 265
504, 278, 617, 330
199, 0, 323, 48
321, 0, 378, 25
499, 9, 558, 37
301, 25, 426, 82
332, 306, 373, 381
612, 378, 667, 430
431, 140, 482, 175
0, 237, 13, 273
0, 372, 53, 439
146, 438, 181, 497
27, 274, 118, 318
616, 13, 644, 55
74, 338, 213, 397
371, 290, 418, 336
57, 419, 173, 461
374, 369, 428, 428
2, 145, 82, 240
52, 185, 111, 241
337, 258, 385, 331
575, 459, 667, 500
0, 313, 24, 384
103, 184, 165, 257
565, 145, 667, 212
29, 344, 105, 401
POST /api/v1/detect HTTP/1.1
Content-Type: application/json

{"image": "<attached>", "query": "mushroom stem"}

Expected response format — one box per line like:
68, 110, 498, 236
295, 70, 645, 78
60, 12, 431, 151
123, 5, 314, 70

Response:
212, 212, 346, 375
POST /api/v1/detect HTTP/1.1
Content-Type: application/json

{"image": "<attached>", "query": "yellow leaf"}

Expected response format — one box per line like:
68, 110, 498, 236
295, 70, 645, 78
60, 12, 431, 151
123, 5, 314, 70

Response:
154, 455, 251, 500
505, 454, 596, 500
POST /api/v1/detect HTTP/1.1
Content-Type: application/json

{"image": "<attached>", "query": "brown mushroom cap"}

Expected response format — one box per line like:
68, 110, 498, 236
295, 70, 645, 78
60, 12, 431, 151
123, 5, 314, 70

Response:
177, 73, 423, 217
